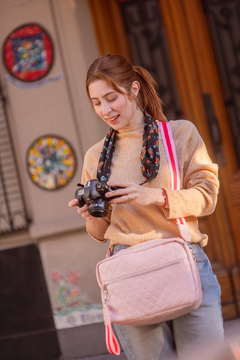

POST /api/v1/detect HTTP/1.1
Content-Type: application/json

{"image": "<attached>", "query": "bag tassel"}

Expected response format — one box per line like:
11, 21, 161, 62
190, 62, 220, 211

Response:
103, 301, 121, 355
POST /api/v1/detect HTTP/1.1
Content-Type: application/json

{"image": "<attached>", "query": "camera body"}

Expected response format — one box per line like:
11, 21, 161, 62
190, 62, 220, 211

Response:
74, 179, 120, 217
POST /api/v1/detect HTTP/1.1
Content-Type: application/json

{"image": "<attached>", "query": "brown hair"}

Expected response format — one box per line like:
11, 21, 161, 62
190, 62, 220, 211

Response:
86, 54, 167, 122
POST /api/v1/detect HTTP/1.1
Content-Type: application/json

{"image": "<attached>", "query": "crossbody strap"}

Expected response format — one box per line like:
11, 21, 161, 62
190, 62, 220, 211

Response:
103, 121, 192, 356
159, 121, 192, 242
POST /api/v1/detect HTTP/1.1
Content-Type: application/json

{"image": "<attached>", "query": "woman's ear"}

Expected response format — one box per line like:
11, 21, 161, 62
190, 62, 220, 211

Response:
131, 81, 140, 98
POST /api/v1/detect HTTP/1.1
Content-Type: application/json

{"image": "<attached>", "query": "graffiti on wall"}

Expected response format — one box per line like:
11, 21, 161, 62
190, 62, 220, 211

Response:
51, 269, 103, 329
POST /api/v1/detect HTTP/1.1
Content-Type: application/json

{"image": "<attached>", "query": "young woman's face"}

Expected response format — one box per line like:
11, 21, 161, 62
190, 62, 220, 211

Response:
88, 79, 143, 131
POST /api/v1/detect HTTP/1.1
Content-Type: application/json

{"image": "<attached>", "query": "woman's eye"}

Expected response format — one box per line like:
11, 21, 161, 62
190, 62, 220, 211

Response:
93, 102, 100, 107
107, 96, 117, 102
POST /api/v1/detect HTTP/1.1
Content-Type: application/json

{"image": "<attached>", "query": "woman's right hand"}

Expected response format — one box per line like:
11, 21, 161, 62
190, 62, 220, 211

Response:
68, 198, 109, 241
68, 199, 97, 221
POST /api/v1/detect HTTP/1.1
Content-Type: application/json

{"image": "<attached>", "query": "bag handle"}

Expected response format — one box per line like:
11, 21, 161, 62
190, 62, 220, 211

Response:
159, 121, 192, 243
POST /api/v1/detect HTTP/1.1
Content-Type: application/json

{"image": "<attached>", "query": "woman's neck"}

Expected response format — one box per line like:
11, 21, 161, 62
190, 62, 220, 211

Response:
127, 109, 145, 129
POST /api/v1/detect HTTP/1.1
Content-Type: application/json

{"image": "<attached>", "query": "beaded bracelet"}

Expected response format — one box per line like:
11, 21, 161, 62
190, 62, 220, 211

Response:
160, 188, 168, 207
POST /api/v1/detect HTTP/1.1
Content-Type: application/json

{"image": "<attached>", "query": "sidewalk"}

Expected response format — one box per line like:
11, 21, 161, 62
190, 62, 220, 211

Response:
74, 354, 127, 360
75, 318, 240, 360
224, 317, 240, 339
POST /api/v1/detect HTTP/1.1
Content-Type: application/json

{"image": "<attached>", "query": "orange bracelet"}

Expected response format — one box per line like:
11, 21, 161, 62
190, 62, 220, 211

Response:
160, 188, 167, 207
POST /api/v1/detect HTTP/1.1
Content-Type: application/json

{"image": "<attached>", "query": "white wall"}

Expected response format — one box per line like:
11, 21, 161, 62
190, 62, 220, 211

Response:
40, 231, 109, 305
0, 0, 109, 240
0, 0, 110, 312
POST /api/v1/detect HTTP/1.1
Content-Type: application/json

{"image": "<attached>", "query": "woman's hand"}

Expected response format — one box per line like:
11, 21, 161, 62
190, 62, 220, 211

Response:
106, 181, 166, 207
68, 198, 109, 241
68, 199, 98, 221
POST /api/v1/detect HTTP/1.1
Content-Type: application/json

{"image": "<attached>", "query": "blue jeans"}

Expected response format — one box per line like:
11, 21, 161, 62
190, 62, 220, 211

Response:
112, 243, 224, 360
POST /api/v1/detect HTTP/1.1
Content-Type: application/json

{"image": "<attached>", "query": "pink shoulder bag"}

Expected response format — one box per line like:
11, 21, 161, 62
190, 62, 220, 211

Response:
96, 121, 202, 355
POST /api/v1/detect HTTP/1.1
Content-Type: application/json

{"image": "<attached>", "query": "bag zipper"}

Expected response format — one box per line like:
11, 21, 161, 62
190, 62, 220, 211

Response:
102, 259, 183, 303
187, 242, 195, 254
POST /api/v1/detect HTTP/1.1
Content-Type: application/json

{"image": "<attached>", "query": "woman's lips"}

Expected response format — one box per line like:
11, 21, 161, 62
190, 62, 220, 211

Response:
106, 115, 119, 124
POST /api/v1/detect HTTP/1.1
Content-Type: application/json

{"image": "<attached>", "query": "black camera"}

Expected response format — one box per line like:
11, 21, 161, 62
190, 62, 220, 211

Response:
74, 179, 121, 218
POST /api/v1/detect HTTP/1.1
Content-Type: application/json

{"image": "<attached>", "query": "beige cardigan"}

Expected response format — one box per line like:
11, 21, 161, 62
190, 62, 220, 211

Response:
81, 120, 219, 248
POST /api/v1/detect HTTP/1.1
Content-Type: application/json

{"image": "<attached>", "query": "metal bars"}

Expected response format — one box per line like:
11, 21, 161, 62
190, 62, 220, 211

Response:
0, 85, 30, 234
120, 0, 182, 120
202, 0, 240, 168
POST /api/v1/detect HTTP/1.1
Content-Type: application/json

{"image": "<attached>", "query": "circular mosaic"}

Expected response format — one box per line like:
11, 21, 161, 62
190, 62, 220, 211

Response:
27, 136, 76, 190
3, 23, 54, 82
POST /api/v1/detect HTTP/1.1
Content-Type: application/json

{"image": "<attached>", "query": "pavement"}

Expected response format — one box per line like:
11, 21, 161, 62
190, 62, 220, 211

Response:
75, 318, 240, 360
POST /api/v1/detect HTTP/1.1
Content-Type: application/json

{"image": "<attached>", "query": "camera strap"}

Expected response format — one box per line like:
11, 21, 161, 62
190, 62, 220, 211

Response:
96, 111, 161, 184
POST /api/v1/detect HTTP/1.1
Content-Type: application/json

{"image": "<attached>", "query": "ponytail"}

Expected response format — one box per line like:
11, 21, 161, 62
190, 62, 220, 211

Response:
133, 66, 167, 122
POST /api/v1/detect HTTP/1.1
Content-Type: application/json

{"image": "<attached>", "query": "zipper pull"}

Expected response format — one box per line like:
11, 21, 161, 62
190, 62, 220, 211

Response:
103, 283, 108, 304
187, 242, 196, 259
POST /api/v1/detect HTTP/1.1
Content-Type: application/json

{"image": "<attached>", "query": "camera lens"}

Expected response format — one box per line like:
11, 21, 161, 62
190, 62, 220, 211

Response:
89, 198, 109, 217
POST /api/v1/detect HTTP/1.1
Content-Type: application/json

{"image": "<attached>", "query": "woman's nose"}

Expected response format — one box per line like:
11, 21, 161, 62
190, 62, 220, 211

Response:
101, 102, 112, 116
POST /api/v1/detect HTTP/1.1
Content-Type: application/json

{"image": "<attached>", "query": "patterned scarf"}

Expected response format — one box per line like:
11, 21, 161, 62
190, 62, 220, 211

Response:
97, 111, 160, 185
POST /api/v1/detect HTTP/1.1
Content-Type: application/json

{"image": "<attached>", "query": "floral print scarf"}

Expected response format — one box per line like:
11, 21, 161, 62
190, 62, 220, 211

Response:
97, 111, 160, 185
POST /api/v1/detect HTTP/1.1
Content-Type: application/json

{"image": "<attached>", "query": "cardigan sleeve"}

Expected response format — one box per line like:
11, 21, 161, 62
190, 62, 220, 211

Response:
162, 121, 219, 219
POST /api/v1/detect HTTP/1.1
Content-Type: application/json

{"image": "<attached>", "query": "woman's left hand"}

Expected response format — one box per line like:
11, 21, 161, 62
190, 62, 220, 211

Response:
105, 181, 166, 207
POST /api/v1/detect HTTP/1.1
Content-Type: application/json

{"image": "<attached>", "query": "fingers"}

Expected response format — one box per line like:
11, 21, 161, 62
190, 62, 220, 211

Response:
106, 188, 128, 198
78, 206, 97, 221
105, 182, 138, 203
107, 188, 136, 204
77, 206, 88, 216
76, 204, 89, 213
105, 183, 152, 206
68, 199, 89, 214
68, 198, 78, 207
107, 181, 134, 188
108, 194, 130, 204
106, 182, 135, 197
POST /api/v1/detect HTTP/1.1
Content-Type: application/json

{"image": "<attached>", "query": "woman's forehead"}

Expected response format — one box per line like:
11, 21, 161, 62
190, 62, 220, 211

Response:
89, 79, 126, 98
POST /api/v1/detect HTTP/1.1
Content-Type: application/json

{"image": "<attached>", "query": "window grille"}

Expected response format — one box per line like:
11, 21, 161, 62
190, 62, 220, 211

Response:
202, 0, 240, 168
0, 84, 30, 234
120, 0, 183, 120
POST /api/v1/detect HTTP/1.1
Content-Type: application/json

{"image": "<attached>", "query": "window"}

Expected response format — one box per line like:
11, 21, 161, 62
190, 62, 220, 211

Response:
120, 0, 182, 120
0, 84, 30, 233
203, 0, 240, 167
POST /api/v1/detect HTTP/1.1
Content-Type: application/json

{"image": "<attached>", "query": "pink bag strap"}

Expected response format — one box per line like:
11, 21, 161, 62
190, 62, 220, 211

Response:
159, 121, 192, 242
105, 325, 121, 355
103, 287, 121, 355
104, 120, 192, 355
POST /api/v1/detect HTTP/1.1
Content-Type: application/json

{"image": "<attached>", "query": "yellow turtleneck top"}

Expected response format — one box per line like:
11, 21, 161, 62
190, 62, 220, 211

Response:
81, 120, 219, 248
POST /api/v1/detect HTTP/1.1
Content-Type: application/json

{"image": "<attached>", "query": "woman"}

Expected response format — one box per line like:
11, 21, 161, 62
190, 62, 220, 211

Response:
68, 54, 224, 360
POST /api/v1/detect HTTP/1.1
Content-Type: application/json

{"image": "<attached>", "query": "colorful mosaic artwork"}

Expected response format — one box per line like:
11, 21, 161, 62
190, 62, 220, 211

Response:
52, 269, 90, 310
27, 136, 76, 190
3, 23, 54, 82
51, 269, 103, 329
